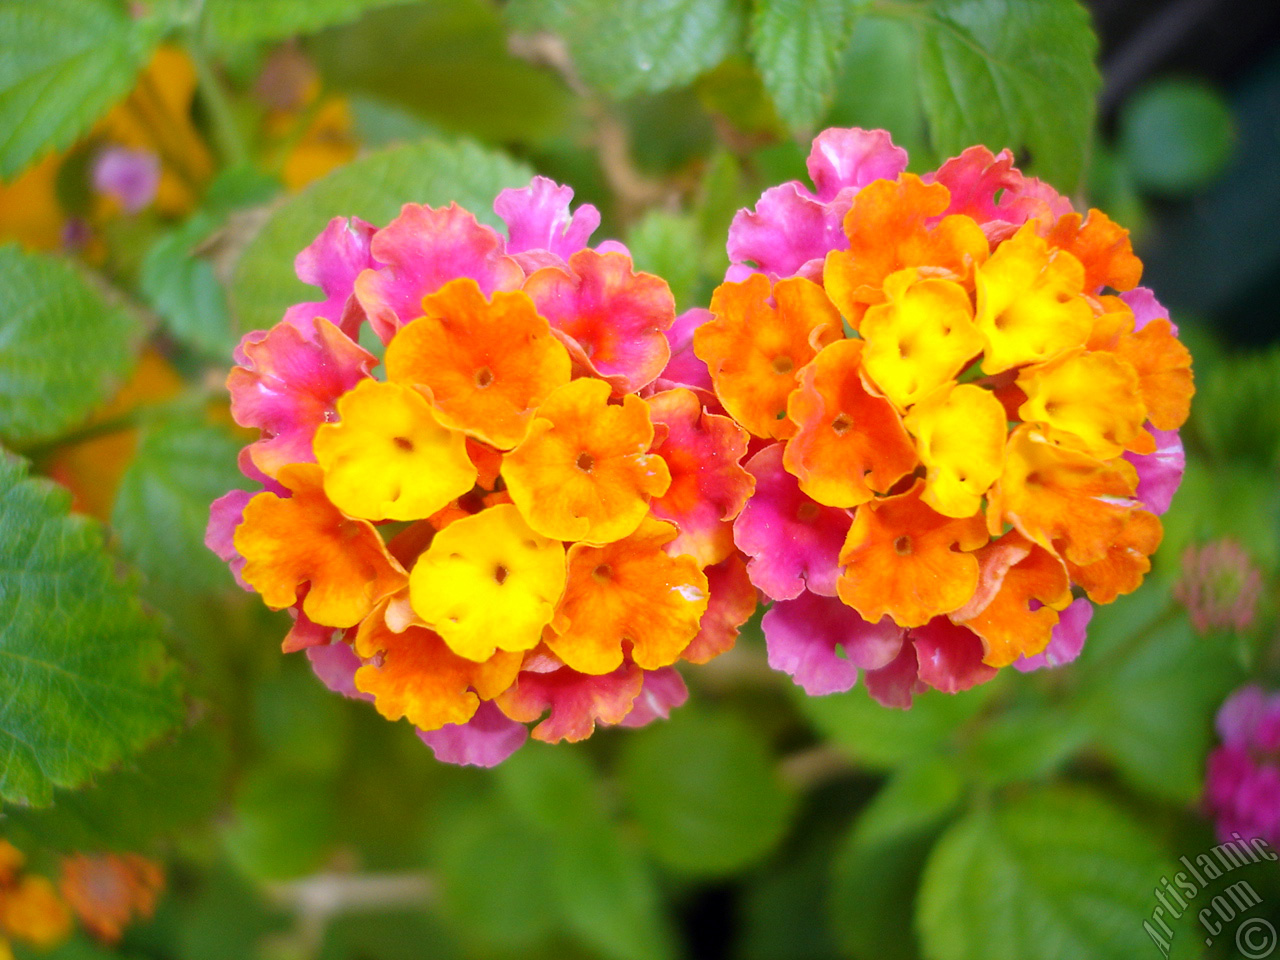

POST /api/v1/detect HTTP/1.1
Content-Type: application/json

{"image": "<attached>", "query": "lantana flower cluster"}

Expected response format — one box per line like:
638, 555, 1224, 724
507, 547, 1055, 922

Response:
696, 128, 1193, 706
208, 179, 756, 766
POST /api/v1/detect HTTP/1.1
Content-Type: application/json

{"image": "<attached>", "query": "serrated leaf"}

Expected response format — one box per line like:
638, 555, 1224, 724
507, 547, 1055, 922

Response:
906, 0, 1100, 188
201, 0, 406, 44
3, 722, 228, 851
507, 0, 744, 99
0, 0, 161, 178
959, 703, 1090, 788
0, 245, 143, 448
0, 452, 181, 807
111, 417, 249, 595
230, 138, 533, 335
749, 0, 863, 132
618, 707, 795, 877
917, 787, 1171, 960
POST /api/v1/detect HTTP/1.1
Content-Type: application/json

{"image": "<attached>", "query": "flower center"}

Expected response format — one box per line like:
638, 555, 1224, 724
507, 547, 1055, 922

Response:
493, 564, 509, 585
831, 413, 852, 436
392, 436, 414, 452
796, 501, 820, 523
474, 366, 494, 388
576, 451, 594, 472
772, 355, 794, 375
894, 535, 913, 556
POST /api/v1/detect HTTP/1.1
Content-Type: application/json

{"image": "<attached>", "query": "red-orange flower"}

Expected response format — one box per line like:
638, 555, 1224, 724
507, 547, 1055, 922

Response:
823, 174, 989, 325
354, 612, 522, 730
1045, 209, 1143, 294
837, 480, 988, 627
696, 273, 842, 439
59, 854, 163, 945
647, 387, 754, 566
549, 517, 709, 674
236, 463, 408, 627
783, 338, 917, 507
385, 277, 571, 449
503, 377, 670, 543
952, 531, 1072, 667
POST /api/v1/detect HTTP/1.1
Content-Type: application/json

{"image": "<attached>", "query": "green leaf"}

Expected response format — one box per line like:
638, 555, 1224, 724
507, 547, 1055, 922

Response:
140, 218, 236, 358
0, 245, 143, 448
749, 0, 863, 132
111, 417, 249, 595
905, 0, 1100, 189
853, 757, 965, 846
0, 452, 181, 807
3, 722, 228, 851
430, 791, 559, 954
959, 703, 1090, 788
0, 0, 161, 178
827, 16, 932, 166
311, 0, 575, 146
507, 0, 745, 99
618, 707, 796, 877
1078, 590, 1239, 803
626, 211, 701, 312
230, 138, 533, 334
831, 829, 938, 960
917, 786, 1171, 960
496, 746, 676, 960
201, 0, 407, 44
1119, 77, 1235, 195
221, 766, 339, 881
795, 676, 999, 770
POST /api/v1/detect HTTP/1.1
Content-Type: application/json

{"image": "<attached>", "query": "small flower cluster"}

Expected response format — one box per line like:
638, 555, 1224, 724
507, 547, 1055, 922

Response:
696, 128, 1193, 706
1206, 686, 1280, 847
1175, 539, 1264, 636
209, 179, 756, 766
0, 840, 71, 956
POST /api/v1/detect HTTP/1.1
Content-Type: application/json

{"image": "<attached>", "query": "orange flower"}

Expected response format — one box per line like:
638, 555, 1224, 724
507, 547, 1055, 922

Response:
783, 338, 917, 507
1112, 318, 1194, 431
1063, 508, 1163, 604
647, 387, 753, 567
1016, 348, 1154, 458
408, 503, 566, 661
973, 222, 1094, 374
503, 377, 670, 543
1045, 209, 1142, 294
988, 424, 1139, 566
354, 613, 522, 730
823, 174, 988, 325
1, 875, 71, 949
837, 480, 988, 627
549, 517, 709, 674
385, 277, 571, 449
314, 379, 477, 521
696, 273, 842, 439
952, 532, 1072, 667
59, 853, 162, 945
235, 463, 408, 627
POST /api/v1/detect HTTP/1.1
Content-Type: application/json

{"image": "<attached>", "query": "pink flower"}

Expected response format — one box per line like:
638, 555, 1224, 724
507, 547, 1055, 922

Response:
1205, 686, 1280, 846
1174, 539, 1264, 635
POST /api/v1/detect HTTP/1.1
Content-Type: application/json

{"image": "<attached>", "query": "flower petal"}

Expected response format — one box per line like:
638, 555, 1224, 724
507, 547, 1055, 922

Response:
763, 591, 904, 695
417, 700, 528, 767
